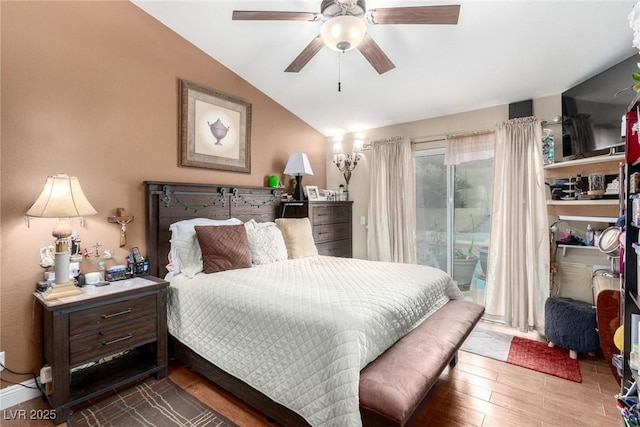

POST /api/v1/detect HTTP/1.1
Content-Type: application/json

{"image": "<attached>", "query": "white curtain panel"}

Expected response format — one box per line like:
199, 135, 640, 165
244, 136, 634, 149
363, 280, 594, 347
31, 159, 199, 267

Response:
485, 117, 550, 333
444, 130, 495, 165
367, 137, 417, 263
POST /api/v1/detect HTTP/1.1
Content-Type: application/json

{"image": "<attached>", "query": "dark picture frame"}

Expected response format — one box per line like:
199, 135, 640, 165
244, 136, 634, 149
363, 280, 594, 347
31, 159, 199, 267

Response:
179, 79, 251, 173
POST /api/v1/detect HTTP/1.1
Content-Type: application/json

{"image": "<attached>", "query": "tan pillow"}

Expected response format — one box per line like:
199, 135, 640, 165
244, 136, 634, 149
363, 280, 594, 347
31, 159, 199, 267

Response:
275, 218, 318, 259
194, 225, 252, 273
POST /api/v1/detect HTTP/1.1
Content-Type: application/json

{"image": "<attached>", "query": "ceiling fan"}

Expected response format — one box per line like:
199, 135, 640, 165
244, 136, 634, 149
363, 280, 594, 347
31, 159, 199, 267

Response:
232, 1, 460, 75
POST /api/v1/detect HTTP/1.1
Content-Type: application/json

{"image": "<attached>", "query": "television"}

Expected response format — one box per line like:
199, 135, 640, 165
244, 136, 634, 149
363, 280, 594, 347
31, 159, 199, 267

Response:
562, 54, 638, 159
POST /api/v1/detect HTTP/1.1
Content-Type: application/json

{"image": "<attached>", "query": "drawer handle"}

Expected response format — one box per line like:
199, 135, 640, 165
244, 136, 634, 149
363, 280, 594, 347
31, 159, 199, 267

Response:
102, 333, 133, 346
101, 309, 132, 319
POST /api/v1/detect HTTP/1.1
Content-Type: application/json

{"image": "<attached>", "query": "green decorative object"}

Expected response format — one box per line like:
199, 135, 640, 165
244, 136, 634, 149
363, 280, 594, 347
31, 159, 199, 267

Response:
268, 175, 280, 187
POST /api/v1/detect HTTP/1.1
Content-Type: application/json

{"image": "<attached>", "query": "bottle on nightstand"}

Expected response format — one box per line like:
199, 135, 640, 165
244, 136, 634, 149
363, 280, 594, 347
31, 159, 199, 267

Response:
98, 261, 106, 281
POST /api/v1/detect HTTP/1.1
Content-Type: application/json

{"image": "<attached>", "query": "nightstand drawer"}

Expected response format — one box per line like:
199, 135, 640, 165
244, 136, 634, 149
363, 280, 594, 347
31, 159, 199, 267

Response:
312, 206, 350, 225
70, 295, 156, 337
313, 223, 350, 243
70, 315, 157, 366
316, 239, 351, 257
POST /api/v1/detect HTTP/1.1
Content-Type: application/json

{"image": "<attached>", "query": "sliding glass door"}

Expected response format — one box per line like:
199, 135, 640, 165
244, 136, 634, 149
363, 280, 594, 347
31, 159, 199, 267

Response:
416, 149, 450, 271
415, 148, 493, 305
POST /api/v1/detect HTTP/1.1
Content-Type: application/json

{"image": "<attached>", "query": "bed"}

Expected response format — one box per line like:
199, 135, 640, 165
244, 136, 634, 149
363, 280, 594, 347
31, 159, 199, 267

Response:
145, 181, 484, 427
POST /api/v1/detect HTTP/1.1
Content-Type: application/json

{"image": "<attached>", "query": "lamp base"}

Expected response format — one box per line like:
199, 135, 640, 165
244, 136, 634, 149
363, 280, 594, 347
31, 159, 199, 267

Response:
42, 282, 83, 300
293, 174, 305, 201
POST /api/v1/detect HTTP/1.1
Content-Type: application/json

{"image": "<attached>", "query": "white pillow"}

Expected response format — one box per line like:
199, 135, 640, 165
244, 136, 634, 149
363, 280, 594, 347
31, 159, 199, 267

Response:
171, 233, 203, 278
169, 218, 242, 275
246, 225, 288, 265
244, 219, 277, 231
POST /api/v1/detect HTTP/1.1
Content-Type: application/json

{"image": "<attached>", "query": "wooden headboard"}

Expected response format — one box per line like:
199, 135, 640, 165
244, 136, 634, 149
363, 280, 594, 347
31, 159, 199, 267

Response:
145, 181, 281, 277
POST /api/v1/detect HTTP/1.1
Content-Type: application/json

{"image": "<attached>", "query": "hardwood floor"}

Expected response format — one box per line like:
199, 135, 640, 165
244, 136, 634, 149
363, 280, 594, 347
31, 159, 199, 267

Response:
3, 322, 623, 426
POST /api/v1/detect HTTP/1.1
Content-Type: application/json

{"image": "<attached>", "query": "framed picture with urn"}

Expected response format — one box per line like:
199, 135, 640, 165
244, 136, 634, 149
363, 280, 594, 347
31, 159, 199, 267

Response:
179, 79, 251, 173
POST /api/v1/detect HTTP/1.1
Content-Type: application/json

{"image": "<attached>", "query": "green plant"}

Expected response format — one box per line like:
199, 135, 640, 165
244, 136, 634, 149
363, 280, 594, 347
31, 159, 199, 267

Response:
454, 174, 471, 208
633, 72, 640, 91
429, 226, 447, 256
454, 214, 478, 260
454, 247, 477, 260
415, 159, 471, 208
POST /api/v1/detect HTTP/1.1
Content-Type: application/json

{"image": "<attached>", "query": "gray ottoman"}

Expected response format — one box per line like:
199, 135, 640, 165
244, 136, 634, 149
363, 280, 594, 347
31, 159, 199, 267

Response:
544, 297, 600, 359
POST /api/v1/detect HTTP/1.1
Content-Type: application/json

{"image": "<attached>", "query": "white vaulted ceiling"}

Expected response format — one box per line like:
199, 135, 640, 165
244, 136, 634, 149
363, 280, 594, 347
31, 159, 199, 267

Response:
132, 0, 637, 136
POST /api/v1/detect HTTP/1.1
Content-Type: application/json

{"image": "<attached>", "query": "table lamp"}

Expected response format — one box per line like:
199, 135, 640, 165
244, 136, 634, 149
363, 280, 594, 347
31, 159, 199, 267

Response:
283, 153, 314, 200
27, 174, 97, 300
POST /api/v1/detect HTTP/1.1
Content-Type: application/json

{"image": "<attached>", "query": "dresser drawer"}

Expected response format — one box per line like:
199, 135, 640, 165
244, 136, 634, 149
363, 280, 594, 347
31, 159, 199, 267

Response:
313, 223, 350, 243
70, 315, 157, 366
70, 294, 156, 337
311, 206, 350, 225
316, 239, 351, 258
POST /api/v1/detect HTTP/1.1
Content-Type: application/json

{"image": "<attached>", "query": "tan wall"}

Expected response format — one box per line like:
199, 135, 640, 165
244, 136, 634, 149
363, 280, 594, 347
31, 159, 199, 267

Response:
327, 95, 562, 259
0, 1, 326, 383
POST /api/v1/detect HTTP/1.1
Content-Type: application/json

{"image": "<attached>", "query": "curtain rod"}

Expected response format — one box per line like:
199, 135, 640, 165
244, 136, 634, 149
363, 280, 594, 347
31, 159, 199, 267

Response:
370, 135, 403, 144
359, 115, 546, 148
362, 135, 403, 150
361, 127, 497, 151
413, 135, 446, 144
411, 128, 494, 145
446, 129, 495, 139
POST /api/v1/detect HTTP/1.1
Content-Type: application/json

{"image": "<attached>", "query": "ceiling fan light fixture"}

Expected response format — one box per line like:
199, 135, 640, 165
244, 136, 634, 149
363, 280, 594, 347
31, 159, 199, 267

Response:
320, 15, 366, 52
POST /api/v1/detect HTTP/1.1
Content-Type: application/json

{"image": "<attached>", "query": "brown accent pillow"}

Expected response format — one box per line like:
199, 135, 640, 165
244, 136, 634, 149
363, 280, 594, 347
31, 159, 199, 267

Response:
275, 218, 318, 259
194, 225, 252, 274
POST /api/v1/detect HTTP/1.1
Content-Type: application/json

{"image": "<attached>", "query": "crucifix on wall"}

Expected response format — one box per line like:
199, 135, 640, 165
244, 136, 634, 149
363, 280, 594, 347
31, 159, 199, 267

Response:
108, 208, 134, 247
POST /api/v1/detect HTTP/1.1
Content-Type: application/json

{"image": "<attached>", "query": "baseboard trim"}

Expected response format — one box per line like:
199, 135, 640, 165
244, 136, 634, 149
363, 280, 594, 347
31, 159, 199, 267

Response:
0, 378, 42, 410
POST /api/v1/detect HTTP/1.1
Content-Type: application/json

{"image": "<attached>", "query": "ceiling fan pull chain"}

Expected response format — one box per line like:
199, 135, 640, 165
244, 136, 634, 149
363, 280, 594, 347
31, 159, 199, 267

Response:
338, 53, 342, 92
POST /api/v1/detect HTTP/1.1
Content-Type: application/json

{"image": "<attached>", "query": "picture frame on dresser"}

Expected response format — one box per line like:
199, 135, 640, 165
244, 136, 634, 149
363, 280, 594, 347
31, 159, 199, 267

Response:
179, 79, 251, 173
317, 189, 328, 201
305, 185, 320, 200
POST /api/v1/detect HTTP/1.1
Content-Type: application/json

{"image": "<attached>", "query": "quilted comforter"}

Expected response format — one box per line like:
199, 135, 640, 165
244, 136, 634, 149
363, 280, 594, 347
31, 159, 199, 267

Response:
167, 255, 463, 427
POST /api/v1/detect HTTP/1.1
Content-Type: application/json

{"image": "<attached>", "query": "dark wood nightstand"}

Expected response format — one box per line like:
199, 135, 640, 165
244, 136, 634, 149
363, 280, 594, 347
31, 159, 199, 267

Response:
280, 200, 353, 258
34, 276, 168, 424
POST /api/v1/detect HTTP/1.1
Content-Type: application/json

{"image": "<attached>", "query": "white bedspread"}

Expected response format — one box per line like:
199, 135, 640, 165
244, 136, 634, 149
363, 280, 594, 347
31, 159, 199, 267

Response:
167, 255, 462, 427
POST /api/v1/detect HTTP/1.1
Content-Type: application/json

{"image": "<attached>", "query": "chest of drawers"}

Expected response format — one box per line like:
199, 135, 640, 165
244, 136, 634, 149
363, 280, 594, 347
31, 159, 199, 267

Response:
35, 276, 168, 424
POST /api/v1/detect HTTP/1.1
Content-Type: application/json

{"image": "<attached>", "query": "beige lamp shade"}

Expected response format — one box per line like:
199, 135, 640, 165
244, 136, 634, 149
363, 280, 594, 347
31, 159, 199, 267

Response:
352, 136, 364, 153
27, 174, 96, 293
26, 174, 97, 219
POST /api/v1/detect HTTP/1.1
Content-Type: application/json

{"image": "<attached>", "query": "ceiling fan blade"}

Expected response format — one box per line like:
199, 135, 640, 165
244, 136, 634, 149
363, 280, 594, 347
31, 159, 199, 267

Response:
232, 11, 320, 21
285, 35, 325, 73
368, 5, 460, 25
357, 34, 395, 75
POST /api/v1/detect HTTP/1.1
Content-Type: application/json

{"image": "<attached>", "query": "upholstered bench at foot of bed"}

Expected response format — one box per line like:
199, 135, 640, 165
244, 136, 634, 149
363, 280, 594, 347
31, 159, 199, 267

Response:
359, 299, 485, 427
